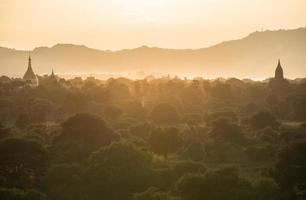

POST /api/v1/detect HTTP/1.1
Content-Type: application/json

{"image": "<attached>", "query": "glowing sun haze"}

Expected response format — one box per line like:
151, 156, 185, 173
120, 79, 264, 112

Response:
0, 0, 306, 50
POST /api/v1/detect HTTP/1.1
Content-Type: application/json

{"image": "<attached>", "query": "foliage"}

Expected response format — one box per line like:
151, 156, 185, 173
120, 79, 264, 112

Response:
0, 138, 47, 189
176, 168, 253, 200
0, 75, 305, 199
59, 113, 119, 146
85, 142, 153, 200
150, 103, 180, 124
0, 188, 47, 200
250, 110, 279, 130
149, 127, 182, 158
272, 139, 306, 197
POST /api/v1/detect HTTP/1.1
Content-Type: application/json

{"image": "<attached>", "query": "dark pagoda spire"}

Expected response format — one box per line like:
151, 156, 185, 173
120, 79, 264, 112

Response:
23, 53, 36, 80
51, 68, 55, 77
275, 59, 284, 80
23, 52, 38, 86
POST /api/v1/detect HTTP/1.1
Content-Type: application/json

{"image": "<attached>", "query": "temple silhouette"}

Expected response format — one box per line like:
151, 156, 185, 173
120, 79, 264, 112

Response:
22, 54, 57, 87
23, 55, 39, 87
268, 59, 290, 93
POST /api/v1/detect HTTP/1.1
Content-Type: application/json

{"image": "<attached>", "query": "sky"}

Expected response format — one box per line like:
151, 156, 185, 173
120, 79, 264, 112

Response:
0, 0, 306, 50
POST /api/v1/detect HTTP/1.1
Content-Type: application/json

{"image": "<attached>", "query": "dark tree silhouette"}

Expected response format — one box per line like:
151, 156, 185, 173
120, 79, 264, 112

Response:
150, 103, 180, 124
46, 164, 84, 200
209, 117, 245, 144
272, 139, 306, 199
0, 138, 47, 188
59, 113, 119, 146
85, 142, 153, 200
103, 105, 123, 120
176, 168, 253, 200
250, 110, 279, 130
148, 127, 182, 158
0, 188, 46, 200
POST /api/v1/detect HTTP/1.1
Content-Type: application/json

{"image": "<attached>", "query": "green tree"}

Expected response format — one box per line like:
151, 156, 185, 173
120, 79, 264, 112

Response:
103, 105, 123, 120
29, 98, 53, 123
149, 127, 182, 158
176, 168, 253, 200
46, 164, 84, 200
0, 124, 10, 139
173, 160, 206, 177
210, 82, 233, 100
52, 113, 120, 163
58, 113, 119, 146
209, 118, 245, 145
133, 187, 177, 200
252, 179, 279, 200
150, 103, 180, 124
272, 139, 306, 199
250, 110, 279, 130
0, 138, 47, 189
0, 188, 46, 200
85, 142, 153, 200
15, 112, 30, 129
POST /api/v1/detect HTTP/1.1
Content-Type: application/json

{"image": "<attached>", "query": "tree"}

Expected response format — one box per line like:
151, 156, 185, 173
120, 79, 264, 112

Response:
133, 187, 176, 200
0, 188, 46, 200
250, 110, 279, 130
46, 164, 84, 200
15, 112, 31, 129
58, 113, 119, 146
173, 160, 206, 177
245, 145, 275, 162
252, 179, 279, 200
291, 96, 306, 121
210, 82, 233, 100
0, 97, 13, 122
0, 138, 47, 189
180, 143, 205, 162
0, 124, 10, 139
148, 127, 182, 158
107, 79, 131, 101
29, 98, 54, 123
180, 83, 205, 105
52, 113, 120, 163
272, 139, 306, 199
255, 127, 279, 144
150, 103, 180, 124
176, 168, 253, 200
85, 142, 153, 200
103, 105, 123, 120
209, 118, 245, 145
129, 122, 155, 140
124, 102, 147, 120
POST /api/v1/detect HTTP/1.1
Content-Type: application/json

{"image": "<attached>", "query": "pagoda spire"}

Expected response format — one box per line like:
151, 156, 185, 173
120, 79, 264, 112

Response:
275, 59, 284, 80
28, 51, 32, 69
23, 51, 38, 86
50, 68, 58, 81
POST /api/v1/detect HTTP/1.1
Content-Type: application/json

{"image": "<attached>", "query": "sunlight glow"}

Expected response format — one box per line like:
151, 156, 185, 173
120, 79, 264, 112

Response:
0, 0, 306, 50
113, 0, 177, 23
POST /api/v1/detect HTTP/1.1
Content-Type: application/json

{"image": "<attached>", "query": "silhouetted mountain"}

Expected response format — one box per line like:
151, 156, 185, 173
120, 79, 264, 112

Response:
1, 27, 306, 79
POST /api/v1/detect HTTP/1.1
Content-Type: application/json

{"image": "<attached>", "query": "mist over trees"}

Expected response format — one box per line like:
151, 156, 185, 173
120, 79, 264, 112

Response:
1, 27, 306, 78
0, 72, 306, 200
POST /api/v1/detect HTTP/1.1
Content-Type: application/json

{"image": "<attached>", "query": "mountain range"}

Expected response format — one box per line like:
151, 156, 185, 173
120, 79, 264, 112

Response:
0, 27, 306, 79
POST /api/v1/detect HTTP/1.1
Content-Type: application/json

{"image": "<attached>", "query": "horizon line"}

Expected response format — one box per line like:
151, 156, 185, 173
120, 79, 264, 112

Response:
1, 26, 305, 52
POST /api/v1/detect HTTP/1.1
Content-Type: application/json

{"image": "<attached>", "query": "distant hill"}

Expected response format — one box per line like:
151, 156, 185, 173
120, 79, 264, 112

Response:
0, 27, 306, 79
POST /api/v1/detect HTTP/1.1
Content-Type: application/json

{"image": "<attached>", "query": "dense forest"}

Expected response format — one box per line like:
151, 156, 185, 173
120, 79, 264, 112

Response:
0, 73, 306, 200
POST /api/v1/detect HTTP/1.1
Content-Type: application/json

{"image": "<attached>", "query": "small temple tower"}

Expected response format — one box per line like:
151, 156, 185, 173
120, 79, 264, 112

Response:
50, 69, 56, 79
49, 68, 59, 83
275, 59, 284, 80
268, 59, 290, 93
23, 54, 39, 87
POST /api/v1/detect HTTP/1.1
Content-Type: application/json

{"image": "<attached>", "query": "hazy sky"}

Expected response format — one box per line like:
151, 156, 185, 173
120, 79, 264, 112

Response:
1, 0, 306, 50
